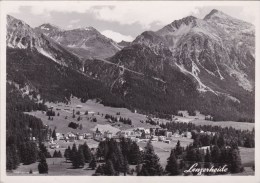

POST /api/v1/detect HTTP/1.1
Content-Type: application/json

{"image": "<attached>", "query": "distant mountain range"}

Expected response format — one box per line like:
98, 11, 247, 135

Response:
35, 24, 122, 60
6, 9, 255, 121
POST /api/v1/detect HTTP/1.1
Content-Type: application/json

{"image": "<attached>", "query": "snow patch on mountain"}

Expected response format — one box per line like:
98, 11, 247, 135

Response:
175, 63, 218, 95
37, 48, 59, 63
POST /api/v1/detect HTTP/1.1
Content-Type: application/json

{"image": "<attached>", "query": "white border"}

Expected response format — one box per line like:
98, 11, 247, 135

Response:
0, 1, 259, 183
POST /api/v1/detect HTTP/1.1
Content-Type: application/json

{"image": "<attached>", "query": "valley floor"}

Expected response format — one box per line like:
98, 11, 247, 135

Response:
12, 98, 254, 176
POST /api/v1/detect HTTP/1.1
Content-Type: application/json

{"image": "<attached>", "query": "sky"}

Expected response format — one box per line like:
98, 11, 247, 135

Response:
5, 1, 257, 43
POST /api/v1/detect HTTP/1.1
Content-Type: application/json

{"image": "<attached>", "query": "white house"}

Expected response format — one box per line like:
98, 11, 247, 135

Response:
165, 131, 173, 138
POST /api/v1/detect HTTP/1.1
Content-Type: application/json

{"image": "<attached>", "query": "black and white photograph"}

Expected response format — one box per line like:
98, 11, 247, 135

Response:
0, 1, 259, 181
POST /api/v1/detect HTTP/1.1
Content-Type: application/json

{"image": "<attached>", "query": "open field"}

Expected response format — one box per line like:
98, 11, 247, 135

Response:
188, 119, 254, 131
16, 98, 255, 176
26, 98, 156, 134
239, 147, 255, 167
7, 143, 254, 176
138, 138, 194, 167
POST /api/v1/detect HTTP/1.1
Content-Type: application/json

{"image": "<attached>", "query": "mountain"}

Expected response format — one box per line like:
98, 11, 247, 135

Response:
118, 40, 131, 47
7, 15, 82, 69
6, 10, 255, 122
35, 23, 63, 36
82, 10, 255, 121
35, 25, 122, 59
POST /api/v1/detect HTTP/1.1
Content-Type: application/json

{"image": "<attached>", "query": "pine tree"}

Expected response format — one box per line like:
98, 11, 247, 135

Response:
39, 143, 51, 158
122, 156, 129, 176
204, 148, 212, 175
82, 142, 92, 163
89, 156, 97, 170
217, 135, 226, 148
228, 148, 243, 173
58, 150, 62, 158
77, 146, 85, 167
129, 142, 141, 165
138, 141, 163, 176
165, 149, 180, 175
211, 145, 221, 164
53, 150, 58, 158
52, 129, 57, 140
104, 160, 116, 176
174, 140, 183, 157
64, 146, 71, 162
95, 164, 105, 175
135, 164, 141, 174
6, 145, 19, 170
72, 145, 85, 168
38, 154, 48, 174
70, 143, 77, 162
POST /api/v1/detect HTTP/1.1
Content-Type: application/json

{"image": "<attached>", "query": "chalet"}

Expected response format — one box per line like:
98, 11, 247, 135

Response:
158, 136, 166, 141
173, 132, 181, 138
165, 131, 173, 138
77, 134, 84, 140
93, 131, 103, 141
205, 115, 213, 121
83, 133, 92, 139
65, 132, 77, 142
164, 140, 171, 144
134, 131, 142, 138
104, 131, 113, 139
56, 133, 64, 140
144, 129, 150, 134
182, 131, 192, 138
199, 146, 211, 153
151, 136, 158, 142
144, 133, 151, 139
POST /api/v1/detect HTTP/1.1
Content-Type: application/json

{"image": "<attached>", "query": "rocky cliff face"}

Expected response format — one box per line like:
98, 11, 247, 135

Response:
6, 10, 255, 121
35, 25, 122, 59
82, 9, 255, 121
7, 15, 82, 69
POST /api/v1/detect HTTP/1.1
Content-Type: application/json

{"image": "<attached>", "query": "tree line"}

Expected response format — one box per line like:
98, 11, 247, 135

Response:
160, 121, 254, 148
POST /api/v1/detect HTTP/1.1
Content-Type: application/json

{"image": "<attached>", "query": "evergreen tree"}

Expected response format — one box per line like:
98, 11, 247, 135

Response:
174, 140, 183, 157
39, 143, 51, 158
82, 142, 92, 163
95, 164, 105, 175
53, 150, 58, 158
52, 129, 57, 140
165, 149, 180, 175
6, 145, 19, 170
217, 135, 226, 148
138, 141, 163, 176
211, 145, 221, 164
104, 160, 116, 176
64, 146, 71, 162
204, 148, 212, 175
58, 150, 62, 158
38, 154, 48, 174
122, 156, 129, 176
129, 142, 141, 165
89, 156, 97, 170
135, 164, 141, 174
228, 148, 243, 173
70, 143, 77, 162
72, 145, 85, 168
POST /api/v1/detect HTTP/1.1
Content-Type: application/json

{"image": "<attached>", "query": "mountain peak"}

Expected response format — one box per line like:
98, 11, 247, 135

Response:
204, 9, 230, 20
39, 23, 62, 31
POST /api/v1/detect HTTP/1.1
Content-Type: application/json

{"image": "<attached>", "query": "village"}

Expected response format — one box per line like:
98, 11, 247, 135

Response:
17, 98, 254, 176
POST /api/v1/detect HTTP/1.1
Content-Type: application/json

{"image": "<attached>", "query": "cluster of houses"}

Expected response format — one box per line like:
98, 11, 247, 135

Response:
90, 127, 193, 144
47, 126, 216, 149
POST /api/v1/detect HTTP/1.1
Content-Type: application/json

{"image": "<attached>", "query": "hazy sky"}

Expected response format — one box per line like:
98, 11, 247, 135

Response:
5, 1, 257, 42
